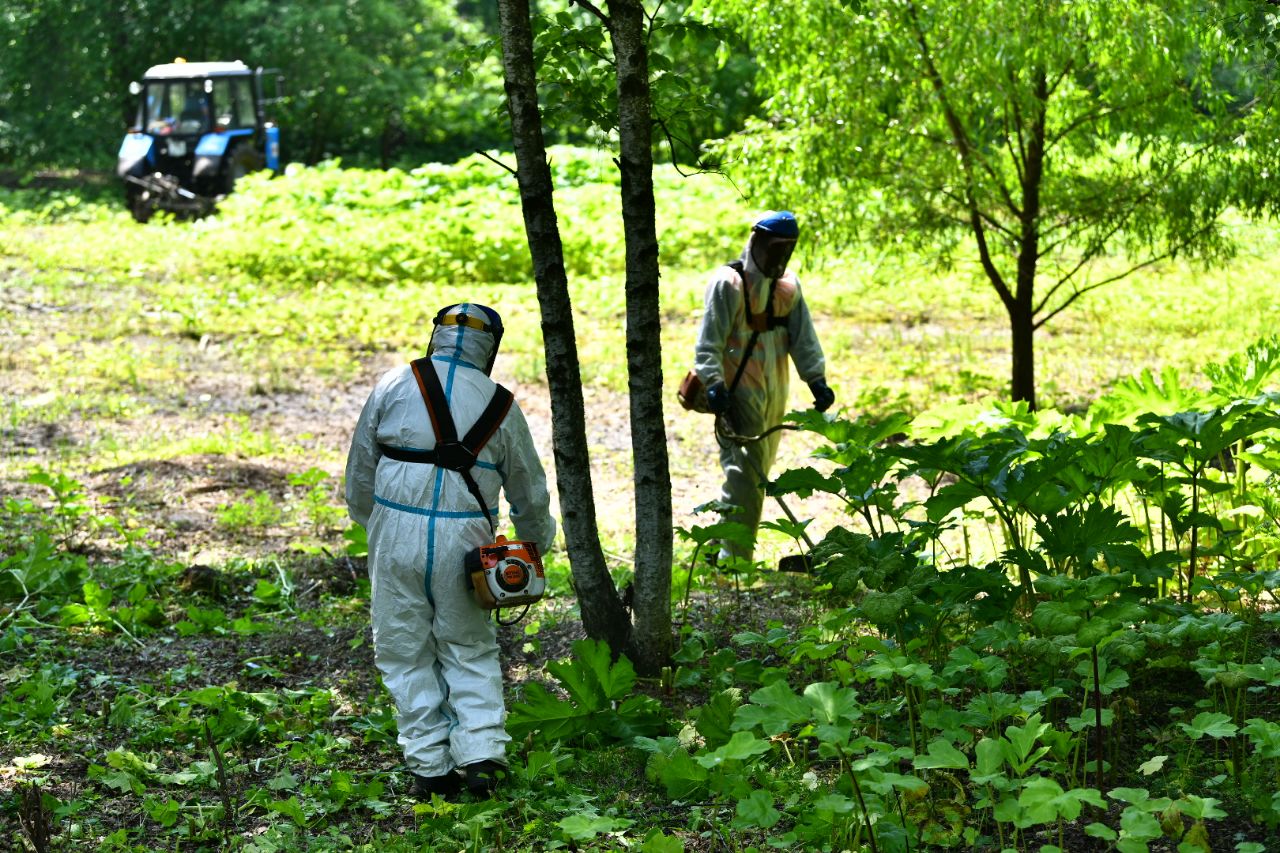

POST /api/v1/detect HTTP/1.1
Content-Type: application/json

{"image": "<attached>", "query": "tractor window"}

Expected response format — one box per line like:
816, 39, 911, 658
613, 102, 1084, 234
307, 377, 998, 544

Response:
211, 79, 235, 130
209, 77, 256, 130
144, 80, 210, 135
233, 78, 257, 128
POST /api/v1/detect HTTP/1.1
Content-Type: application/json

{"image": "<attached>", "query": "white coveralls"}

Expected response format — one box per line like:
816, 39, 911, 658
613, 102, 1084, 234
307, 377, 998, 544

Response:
345, 319, 556, 778
694, 237, 826, 562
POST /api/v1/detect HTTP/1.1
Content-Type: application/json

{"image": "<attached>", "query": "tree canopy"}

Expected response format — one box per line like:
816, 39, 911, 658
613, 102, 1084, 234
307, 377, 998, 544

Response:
699, 0, 1280, 407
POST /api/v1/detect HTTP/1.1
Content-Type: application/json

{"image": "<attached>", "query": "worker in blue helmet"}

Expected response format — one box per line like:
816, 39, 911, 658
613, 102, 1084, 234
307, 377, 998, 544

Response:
345, 303, 557, 799
693, 211, 834, 563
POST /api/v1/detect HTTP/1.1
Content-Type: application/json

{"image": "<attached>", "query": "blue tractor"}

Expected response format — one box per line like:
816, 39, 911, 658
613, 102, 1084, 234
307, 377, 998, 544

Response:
117, 59, 282, 222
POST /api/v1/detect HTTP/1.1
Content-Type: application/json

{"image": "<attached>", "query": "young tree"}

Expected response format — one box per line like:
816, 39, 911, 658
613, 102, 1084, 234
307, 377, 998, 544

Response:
495, 0, 673, 673
603, 0, 674, 672
495, 0, 630, 658
701, 0, 1279, 408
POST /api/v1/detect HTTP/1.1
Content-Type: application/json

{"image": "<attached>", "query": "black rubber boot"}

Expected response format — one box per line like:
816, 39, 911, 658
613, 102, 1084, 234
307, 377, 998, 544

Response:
462, 760, 506, 796
412, 771, 463, 799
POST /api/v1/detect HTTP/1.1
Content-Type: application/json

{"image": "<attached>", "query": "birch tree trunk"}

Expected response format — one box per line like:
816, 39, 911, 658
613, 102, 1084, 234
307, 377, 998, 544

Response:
606, 0, 674, 674
496, 0, 628, 653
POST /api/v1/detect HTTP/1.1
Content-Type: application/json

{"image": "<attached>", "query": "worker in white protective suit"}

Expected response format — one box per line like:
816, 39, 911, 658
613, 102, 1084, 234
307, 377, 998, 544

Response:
694, 211, 834, 563
345, 303, 557, 799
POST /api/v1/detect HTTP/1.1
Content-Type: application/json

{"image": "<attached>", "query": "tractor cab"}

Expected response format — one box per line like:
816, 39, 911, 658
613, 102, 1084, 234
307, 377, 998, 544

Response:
117, 59, 282, 222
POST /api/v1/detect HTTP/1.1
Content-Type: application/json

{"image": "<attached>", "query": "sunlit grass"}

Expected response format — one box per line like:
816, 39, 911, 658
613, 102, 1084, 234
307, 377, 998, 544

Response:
3, 158, 1279, 499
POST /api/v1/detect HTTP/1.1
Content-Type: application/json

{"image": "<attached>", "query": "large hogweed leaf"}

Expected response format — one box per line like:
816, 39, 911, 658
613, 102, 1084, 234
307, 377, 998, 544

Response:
508, 639, 665, 744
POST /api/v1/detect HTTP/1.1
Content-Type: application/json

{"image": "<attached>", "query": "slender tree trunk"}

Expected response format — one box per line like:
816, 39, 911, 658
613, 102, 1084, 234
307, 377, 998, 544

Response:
1009, 291, 1036, 407
606, 0, 674, 675
496, 0, 628, 652
1011, 69, 1049, 410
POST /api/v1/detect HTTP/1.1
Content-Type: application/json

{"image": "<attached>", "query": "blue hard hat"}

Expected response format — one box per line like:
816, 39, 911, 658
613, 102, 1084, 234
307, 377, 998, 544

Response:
753, 210, 799, 238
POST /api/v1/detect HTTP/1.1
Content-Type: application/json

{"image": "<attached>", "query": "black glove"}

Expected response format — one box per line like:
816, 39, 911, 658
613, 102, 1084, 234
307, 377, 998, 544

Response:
809, 378, 835, 412
706, 381, 731, 414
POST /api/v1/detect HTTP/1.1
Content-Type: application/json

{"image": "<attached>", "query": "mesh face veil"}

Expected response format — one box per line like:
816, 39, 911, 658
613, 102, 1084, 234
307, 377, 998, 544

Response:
749, 211, 800, 279
750, 233, 797, 279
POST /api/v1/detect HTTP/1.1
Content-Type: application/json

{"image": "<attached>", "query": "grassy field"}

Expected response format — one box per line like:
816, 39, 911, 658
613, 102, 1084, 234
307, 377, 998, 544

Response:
2, 156, 1279, 851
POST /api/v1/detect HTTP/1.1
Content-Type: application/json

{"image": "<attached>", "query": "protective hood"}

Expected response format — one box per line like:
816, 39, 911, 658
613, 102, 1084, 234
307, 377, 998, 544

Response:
746, 210, 799, 280
428, 303, 503, 374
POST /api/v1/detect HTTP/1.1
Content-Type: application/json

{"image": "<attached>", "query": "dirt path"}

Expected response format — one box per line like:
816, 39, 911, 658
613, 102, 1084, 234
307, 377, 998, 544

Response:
2, 333, 834, 571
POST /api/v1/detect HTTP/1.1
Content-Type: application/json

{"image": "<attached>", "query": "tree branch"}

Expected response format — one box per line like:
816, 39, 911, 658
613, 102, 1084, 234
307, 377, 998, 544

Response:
475, 148, 518, 177
570, 0, 609, 24
1034, 139, 1218, 314
1046, 87, 1178, 151
1034, 220, 1216, 330
644, 0, 665, 42
905, 1, 1013, 306
654, 116, 722, 177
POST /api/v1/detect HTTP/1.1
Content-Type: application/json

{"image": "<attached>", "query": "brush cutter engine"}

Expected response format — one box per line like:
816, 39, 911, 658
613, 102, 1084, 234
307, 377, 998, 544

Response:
464, 535, 546, 609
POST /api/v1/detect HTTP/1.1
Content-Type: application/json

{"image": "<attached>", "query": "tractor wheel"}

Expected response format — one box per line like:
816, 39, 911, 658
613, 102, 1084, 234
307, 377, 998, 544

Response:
126, 187, 154, 224
221, 147, 256, 195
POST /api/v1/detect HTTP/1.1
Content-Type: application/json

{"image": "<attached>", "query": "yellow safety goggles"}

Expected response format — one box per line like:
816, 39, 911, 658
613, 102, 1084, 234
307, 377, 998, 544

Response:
437, 313, 493, 334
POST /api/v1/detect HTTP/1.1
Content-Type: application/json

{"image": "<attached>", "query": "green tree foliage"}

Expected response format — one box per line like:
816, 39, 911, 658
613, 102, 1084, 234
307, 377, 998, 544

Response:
0, 0, 506, 171
528, 1, 761, 169
0, 0, 758, 173
697, 0, 1280, 407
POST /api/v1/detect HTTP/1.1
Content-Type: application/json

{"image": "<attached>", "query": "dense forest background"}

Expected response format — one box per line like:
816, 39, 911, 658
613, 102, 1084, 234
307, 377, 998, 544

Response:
0, 0, 756, 170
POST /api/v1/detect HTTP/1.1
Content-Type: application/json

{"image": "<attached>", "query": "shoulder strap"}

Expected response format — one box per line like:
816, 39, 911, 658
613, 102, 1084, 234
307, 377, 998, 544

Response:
411, 358, 455, 445
728, 259, 778, 333
720, 261, 778, 396
405, 358, 513, 534
463, 385, 514, 457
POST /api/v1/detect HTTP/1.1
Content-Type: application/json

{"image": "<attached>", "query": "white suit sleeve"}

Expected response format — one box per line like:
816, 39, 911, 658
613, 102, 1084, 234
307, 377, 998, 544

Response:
344, 387, 383, 528
786, 281, 826, 384
500, 402, 557, 553
694, 271, 736, 387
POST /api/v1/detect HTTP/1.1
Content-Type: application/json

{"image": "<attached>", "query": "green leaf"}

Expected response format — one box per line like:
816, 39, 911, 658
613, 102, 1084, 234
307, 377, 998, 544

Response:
639, 829, 685, 853
1017, 776, 1067, 826
96, 768, 144, 795
803, 682, 861, 725
267, 797, 308, 826
974, 737, 1005, 778
559, 814, 634, 842
1179, 712, 1238, 740
83, 580, 111, 616
1004, 713, 1050, 765
1119, 806, 1162, 840
770, 466, 843, 498
506, 683, 588, 741
145, 798, 180, 828
860, 588, 914, 626
267, 769, 299, 791
649, 746, 709, 799
1085, 822, 1119, 841
1032, 601, 1083, 636
695, 731, 771, 768
913, 739, 969, 770
1076, 618, 1117, 648
734, 680, 811, 735
1138, 755, 1168, 776
1179, 795, 1226, 820
548, 638, 636, 708
733, 790, 781, 829
695, 689, 741, 749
